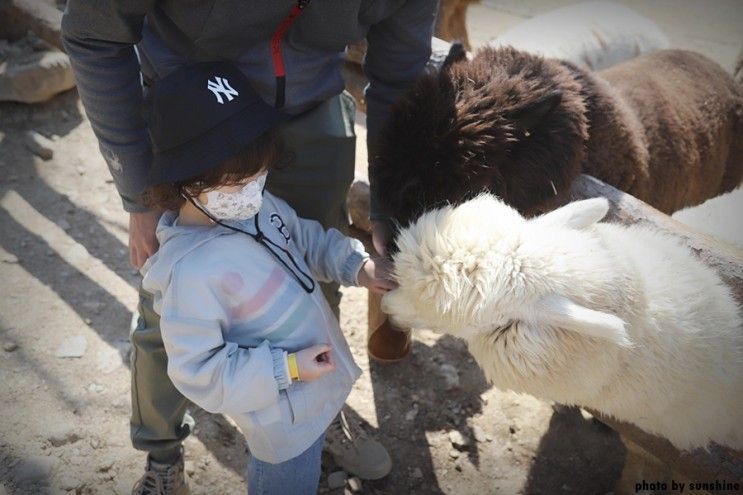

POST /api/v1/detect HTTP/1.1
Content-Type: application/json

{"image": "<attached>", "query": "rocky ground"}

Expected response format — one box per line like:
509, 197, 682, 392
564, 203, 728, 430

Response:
1, 1, 741, 494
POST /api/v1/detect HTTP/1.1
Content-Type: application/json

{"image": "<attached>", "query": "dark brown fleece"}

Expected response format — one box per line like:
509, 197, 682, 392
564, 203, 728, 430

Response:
372, 47, 743, 226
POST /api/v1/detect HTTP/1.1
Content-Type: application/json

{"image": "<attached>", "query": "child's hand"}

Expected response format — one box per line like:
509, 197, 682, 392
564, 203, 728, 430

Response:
357, 258, 398, 294
295, 344, 336, 381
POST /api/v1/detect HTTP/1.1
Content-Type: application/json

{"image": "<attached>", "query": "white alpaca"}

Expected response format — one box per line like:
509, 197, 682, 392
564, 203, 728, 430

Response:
382, 195, 743, 451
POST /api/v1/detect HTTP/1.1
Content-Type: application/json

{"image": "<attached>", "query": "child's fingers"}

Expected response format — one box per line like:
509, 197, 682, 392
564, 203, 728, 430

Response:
366, 279, 397, 294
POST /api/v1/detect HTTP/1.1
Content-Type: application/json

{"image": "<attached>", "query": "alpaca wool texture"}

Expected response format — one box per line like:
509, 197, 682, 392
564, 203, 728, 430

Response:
372, 47, 743, 227
382, 195, 743, 451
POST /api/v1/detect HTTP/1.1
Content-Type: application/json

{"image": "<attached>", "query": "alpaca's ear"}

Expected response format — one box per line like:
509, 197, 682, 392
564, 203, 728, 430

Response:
441, 42, 467, 71
533, 198, 609, 230
536, 295, 631, 347
508, 90, 563, 133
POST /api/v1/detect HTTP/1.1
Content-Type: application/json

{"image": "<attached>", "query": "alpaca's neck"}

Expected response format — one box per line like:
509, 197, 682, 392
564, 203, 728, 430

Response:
561, 62, 651, 200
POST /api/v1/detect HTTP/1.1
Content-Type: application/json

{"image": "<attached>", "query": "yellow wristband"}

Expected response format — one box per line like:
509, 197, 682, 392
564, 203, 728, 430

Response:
287, 353, 300, 381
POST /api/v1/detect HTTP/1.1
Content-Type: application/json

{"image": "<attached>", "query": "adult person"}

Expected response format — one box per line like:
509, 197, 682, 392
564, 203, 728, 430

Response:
61, 1, 437, 494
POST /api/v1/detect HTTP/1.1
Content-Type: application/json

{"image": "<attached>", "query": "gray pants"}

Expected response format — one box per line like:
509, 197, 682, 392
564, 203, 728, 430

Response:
129, 93, 357, 455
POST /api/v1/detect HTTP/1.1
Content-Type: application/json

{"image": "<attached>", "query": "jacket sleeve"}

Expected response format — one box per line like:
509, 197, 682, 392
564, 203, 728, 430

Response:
275, 199, 369, 286
158, 264, 292, 416
364, 0, 438, 220
61, 0, 155, 212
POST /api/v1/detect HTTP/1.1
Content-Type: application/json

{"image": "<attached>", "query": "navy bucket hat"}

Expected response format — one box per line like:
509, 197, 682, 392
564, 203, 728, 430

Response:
145, 61, 288, 185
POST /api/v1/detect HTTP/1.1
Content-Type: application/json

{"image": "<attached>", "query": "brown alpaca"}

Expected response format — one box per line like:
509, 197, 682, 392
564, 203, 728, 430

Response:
371, 47, 743, 226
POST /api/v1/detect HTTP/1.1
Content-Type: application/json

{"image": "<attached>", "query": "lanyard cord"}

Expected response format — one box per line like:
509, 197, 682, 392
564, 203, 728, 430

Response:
185, 196, 316, 293
270, 0, 310, 108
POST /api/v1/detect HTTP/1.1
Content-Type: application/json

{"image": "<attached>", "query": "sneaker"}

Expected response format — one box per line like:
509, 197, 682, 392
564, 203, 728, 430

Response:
132, 451, 191, 495
325, 407, 392, 480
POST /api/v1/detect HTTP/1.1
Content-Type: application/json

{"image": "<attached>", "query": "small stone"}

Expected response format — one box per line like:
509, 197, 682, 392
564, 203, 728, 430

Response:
14, 455, 56, 484
448, 449, 460, 459
448, 430, 470, 450
3, 342, 18, 352
472, 425, 487, 443
347, 477, 362, 493
25, 131, 54, 160
405, 405, 418, 421
410, 467, 423, 479
57, 219, 71, 231
97, 461, 114, 473
454, 461, 463, 472
509, 425, 517, 435
55, 335, 87, 358
89, 437, 101, 449
185, 461, 195, 476
486, 434, 494, 442
87, 383, 104, 393
56, 472, 80, 491
1, 253, 18, 264
48, 430, 81, 447
344, 489, 353, 495
439, 363, 460, 390
81, 300, 105, 313
76, 166, 86, 176
327, 470, 347, 489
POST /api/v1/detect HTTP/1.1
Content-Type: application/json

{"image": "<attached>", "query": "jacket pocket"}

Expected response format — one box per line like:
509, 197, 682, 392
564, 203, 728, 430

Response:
249, 400, 282, 427
285, 386, 307, 425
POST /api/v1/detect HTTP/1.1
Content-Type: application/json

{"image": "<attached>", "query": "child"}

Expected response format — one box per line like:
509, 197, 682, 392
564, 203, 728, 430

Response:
139, 62, 394, 494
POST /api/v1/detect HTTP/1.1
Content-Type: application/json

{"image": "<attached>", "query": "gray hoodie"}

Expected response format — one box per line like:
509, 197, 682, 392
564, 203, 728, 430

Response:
141, 192, 365, 463
61, 0, 437, 214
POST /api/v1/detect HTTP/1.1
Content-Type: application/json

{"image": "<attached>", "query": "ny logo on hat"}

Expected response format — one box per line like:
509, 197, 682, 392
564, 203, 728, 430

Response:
207, 76, 239, 104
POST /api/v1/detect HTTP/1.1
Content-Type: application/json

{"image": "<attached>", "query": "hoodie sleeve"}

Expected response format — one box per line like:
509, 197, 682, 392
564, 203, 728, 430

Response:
364, 0, 437, 220
157, 262, 292, 416
61, 0, 154, 212
273, 198, 369, 286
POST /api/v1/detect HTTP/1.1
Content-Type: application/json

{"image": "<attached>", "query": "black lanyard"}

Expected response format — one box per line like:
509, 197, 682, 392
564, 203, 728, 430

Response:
185, 196, 316, 293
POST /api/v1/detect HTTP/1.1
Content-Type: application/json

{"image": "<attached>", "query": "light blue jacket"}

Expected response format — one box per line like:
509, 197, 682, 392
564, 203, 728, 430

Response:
141, 192, 366, 463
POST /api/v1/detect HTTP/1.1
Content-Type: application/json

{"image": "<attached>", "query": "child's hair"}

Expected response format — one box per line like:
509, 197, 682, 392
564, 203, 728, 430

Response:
142, 131, 285, 211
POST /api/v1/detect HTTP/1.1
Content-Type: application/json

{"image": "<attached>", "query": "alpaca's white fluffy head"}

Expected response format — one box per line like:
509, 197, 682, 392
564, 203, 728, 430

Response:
382, 195, 631, 347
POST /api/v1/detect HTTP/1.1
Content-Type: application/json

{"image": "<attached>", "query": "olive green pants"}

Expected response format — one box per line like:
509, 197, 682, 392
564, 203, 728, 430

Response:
129, 93, 357, 456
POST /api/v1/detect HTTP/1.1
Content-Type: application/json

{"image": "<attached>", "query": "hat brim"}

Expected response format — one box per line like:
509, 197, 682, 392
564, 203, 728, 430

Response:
148, 102, 289, 185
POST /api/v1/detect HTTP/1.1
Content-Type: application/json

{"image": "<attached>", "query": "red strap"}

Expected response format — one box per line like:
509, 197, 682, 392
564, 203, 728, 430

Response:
271, 0, 309, 107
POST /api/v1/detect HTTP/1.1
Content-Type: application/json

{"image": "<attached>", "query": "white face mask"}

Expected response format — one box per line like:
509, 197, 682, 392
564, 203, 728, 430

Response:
195, 171, 267, 221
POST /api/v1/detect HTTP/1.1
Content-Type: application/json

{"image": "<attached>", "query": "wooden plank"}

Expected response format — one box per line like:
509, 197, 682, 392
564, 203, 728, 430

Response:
570, 175, 743, 306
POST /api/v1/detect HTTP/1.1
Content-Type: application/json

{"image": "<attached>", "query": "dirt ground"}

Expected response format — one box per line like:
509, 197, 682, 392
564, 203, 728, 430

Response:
1, 1, 741, 494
